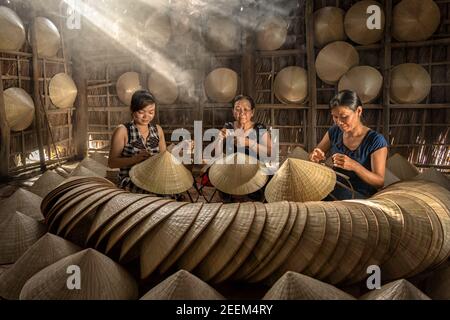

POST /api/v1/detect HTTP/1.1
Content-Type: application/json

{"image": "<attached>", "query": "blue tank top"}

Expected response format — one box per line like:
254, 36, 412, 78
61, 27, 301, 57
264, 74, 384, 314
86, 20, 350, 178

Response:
328, 125, 388, 199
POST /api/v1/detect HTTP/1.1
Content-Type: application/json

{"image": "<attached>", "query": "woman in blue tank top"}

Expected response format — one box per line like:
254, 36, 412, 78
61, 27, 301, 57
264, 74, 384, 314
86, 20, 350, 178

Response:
309, 90, 388, 200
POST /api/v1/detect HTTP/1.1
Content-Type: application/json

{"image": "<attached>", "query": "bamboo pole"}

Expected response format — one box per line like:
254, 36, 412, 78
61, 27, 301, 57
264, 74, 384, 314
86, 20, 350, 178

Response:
72, 53, 89, 160
0, 59, 10, 179
305, 0, 317, 151
382, 0, 393, 142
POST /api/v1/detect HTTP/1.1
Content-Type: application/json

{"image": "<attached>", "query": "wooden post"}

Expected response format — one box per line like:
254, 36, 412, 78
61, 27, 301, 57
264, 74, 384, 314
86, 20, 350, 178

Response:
0, 60, 10, 179
242, 29, 255, 98
31, 18, 47, 172
305, 1, 317, 151
382, 0, 393, 142
72, 53, 88, 160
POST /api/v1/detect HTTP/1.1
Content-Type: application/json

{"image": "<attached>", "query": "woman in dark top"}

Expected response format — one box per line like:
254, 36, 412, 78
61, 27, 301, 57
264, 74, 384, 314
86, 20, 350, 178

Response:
108, 90, 166, 193
309, 90, 388, 200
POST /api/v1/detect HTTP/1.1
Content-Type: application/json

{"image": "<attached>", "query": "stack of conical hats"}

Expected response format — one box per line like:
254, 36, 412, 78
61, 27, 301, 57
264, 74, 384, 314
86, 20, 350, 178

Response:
130, 151, 194, 195
360, 279, 430, 300
386, 153, 419, 180
28, 170, 66, 198
265, 158, 336, 202
209, 153, 268, 196
0, 188, 44, 221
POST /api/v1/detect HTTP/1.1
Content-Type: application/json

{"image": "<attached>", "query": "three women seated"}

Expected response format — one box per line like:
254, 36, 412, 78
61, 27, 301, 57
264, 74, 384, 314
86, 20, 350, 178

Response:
108, 89, 388, 201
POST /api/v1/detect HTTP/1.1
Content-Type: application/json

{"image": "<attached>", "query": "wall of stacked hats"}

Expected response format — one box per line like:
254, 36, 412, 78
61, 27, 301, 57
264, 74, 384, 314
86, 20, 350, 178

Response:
1, 150, 450, 300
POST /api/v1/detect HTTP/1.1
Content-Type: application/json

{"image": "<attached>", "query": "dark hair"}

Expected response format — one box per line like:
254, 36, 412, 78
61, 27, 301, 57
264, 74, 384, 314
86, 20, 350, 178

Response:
329, 90, 362, 112
130, 90, 156, 113
232, 94, 256, 110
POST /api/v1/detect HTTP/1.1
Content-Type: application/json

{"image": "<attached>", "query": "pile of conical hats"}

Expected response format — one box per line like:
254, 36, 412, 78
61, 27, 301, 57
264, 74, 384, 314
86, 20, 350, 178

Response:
42, 174, 450, 288
360, 279, 430, 300
28, 170, 65, 198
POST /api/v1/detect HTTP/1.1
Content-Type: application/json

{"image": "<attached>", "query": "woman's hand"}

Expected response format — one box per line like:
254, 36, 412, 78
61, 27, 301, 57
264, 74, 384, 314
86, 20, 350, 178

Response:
332, 153, 359, 171
219, 128, 229, 139
310, 148, 326, 163
133, 149, 151, 164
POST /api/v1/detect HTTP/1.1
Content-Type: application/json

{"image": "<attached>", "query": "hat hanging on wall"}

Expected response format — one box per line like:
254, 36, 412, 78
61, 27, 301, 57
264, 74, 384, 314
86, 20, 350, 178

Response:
0, 6, 26, 51
344, 0, 385, 45
204, 68, 238, 103
147, 69, 178, 105
274, 66, 308, 104
32, 17, 61, 58
256, 15, 288, 51
314, 6, 346, 48
116, 72, 143, 106
3, 87, 35, 132
205, 16, 240, 52
49, 73, 78, 109
338, 66, 383, 104
390, 63, 431, 104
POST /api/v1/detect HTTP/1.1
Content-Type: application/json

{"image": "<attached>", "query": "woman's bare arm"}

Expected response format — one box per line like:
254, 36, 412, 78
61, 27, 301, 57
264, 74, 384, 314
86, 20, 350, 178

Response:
108, 126, 149, 169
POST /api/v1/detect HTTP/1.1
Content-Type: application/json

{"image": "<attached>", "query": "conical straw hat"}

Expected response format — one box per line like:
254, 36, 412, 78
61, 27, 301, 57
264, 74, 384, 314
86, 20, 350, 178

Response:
0, 211, 47, 264
423, 264, 450, 300
29, 170, 65, 199
413, 168, 450, 191
384, 167, 401, 187
33, 17, 61, 58
314, 6, 346, 48
265, 158, 336, 202
69, 164, 103, 178
140, 270, 225, 300
3, 87, 35, 132
143, 12, 171, 47
338, 66, 383, 103
80, 157, 108, 177
139, 203, 202, 278
177, 203, 239, 272
130, 151, 194, 195
0, 6, 26, 51
205, 16, 240, 52
196, 202, 255, 281
159, 203, 222, 274
274, 66, 308, 104
344, 0, 385, 45
233, 202, 290, 281
209, 153, 268, 196
315, 41, 359, 85
204, 68, 238, 103
19, 249, 138, 300
0, 188, 43, 221
360, 279, 430, 300
390, 63, 431, 104
271, 203, 327, 282
256, 15, 288, 51
262, 271, 355, 300
247, 202, 301, 283
212, 202, 267, 284
148, 70, 178, 105
386, 153, 419, 180
119, 201, 187, 262
116, 72, 142, 106
392, 0, 440, 42
49, 73, 78, 109
0, 233, 81, 300
287, 146, 310, 161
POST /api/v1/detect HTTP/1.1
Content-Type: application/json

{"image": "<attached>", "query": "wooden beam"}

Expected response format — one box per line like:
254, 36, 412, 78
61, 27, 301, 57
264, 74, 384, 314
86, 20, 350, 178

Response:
242, 26, 256, 98
382, 0, 393, 141
73, 54, 89, 161
305, 0, 317, 151
0, 60, 10, 178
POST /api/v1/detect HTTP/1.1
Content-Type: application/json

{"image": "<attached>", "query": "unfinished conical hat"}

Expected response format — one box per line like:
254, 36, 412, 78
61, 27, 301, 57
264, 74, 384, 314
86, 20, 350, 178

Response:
206, 16, 240, 52
384, 167, 401, 187
196, 202, 256, 281
49, 73, 78, 109
140, 270, 225, 300
0, 6, 26, 51
148, 70, 178, 104
116, 72, 142, 106
0, 211, 47, 264
19, 249, 138, 300
288, 146, 310, 161
33, 17, 61, 58
0, 233, 81, 300
392, 0, 440, 42
143, 12, 171, 47
80, 157, 108, 177
274, 66, 308, 104
3, 87, 35, 132
344, 1, 385, 45
256, 15, 288, 51
69, 164, 103, 178
209, 153, 268, 196
423, 264, 450, 300
338, 66, 383, 103
314, 6, 346, 48
390, 63, 431, 104
0, 188, 44, 221
177, 203, 239, 272
413, 168, 450, 191
265, 158, 336, 202
130, 151, 193, 195
262, 272, 355, 300
360, 279, 430, 300
315, 41, 359, 85
386, 153, 419, 180
204, 68, 238, 103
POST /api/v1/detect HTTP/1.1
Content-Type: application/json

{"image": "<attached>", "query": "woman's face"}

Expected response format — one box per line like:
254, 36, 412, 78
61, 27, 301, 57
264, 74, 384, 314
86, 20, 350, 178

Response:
233, 99, 254, 126
133, 104, 156, 125
331, 105, 362, 133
